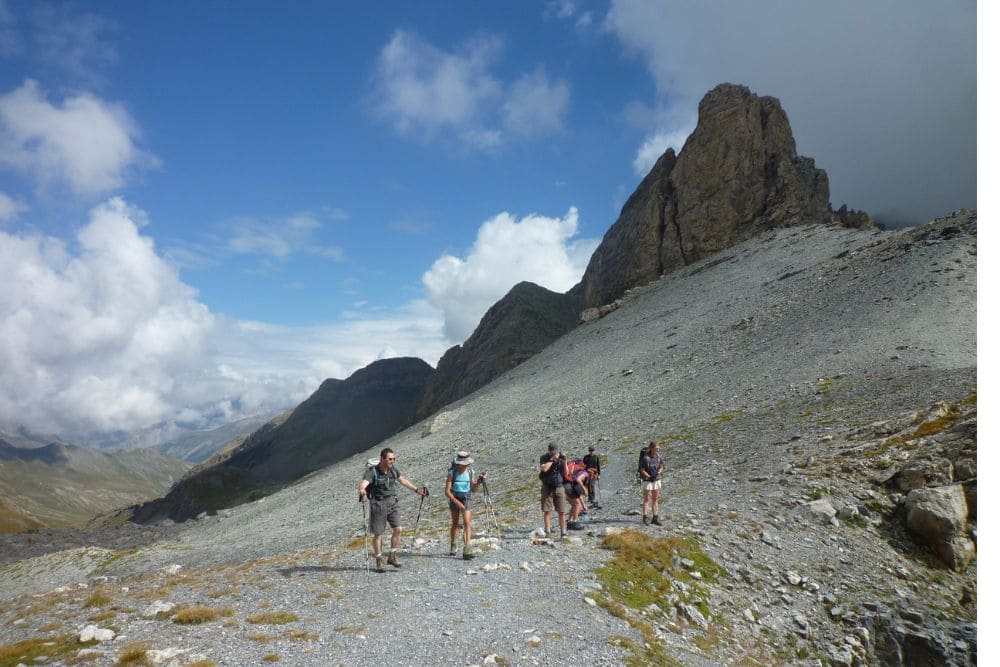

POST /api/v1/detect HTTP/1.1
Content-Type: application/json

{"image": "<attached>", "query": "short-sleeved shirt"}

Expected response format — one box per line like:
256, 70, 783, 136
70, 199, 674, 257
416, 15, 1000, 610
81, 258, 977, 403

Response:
640, 453, 661, 482
539, 454, 565, 489
363, 465, 400, 500
583, 453, 601, 474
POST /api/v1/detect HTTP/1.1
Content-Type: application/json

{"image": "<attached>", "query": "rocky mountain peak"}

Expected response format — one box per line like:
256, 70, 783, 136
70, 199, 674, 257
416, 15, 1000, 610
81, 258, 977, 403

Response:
580, 82, 874, 309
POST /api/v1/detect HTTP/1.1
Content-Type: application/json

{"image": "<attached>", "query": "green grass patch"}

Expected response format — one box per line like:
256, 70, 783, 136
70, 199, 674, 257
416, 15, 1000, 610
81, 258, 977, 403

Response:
83, 588, 113, 608
115, 642, 152, 666
593, 530, 730, 665
248, 611, 299, 625
171, 605, 234, 624
0, 634, 97, 667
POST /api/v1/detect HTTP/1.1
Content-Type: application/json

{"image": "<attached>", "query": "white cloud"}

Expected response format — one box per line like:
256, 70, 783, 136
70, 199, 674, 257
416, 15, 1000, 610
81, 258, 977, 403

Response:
372, 30, 502, 144
632, 126, 693, 175
0, 191, 24, 222
226, 212, 343, 262
0, 79, 156, 195
0, 198, 449, 439
422, 207, 599, 342
371, 30, 570, 151
503, 68, 570, 137
605, 0, 975, 225
30, 3, 118, 87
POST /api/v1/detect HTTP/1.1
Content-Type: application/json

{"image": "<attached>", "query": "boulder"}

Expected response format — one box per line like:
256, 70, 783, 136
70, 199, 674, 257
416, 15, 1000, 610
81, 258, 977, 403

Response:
905, 485, 974, 570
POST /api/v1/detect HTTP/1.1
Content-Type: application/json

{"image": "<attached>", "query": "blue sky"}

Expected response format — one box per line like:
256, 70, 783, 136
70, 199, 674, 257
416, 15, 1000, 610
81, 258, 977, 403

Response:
0, 1, 977, 443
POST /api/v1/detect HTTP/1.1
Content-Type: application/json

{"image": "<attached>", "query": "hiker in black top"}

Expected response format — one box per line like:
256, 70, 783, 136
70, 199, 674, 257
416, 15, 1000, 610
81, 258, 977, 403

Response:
358, 447, 428, 572
539, 442, 569, 538
638, 441, 664, 526
583, 445, 601, 509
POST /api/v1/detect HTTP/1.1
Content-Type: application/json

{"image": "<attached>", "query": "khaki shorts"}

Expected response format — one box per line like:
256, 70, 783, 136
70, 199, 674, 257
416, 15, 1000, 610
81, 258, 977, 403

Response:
540, 484, 569, 513
643, 480, 662, 492
368, 497, 401, 535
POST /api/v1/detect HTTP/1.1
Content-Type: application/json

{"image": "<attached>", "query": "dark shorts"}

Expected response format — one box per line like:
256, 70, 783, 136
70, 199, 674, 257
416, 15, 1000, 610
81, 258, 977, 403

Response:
564, 482, 583, 500
450, 493, 472, 513
540, 484, 569, 513
368, 497, 401, 535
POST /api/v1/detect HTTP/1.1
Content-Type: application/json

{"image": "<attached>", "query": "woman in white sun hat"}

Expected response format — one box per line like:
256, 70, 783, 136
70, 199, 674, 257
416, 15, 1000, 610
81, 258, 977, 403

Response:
445, 450, 486, 560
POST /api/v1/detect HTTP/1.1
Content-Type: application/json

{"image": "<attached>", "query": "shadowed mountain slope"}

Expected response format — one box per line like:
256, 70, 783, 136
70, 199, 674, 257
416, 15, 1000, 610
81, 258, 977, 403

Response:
129, 357, 433, 522
412, 281, 582, 422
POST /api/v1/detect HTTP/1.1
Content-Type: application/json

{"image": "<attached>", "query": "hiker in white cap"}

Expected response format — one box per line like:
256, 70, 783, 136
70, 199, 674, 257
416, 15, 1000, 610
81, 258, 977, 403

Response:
445, 450, 486, 560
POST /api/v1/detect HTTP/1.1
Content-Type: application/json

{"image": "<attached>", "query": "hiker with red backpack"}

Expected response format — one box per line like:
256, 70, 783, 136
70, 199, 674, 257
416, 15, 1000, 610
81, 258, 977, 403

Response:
444, 450, 486, 560
563, 457, 589, 530
358, 447, 429, 573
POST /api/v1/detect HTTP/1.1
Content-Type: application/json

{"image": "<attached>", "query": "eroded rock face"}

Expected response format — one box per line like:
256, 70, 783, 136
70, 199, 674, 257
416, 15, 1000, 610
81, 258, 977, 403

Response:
580, 83, 873, 308
413, 282, 582, 422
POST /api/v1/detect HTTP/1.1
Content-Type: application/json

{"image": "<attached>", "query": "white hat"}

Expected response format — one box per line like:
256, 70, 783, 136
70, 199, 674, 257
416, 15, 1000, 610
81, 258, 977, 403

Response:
454, 451, 474, 465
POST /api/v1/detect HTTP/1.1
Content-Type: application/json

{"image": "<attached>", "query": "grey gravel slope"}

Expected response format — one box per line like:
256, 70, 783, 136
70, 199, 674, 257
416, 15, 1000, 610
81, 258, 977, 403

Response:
0, 212, 976, 665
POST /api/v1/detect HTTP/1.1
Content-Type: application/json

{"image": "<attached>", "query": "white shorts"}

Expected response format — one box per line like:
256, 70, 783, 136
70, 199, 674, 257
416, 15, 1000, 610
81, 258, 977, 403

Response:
643, 480, 662, 492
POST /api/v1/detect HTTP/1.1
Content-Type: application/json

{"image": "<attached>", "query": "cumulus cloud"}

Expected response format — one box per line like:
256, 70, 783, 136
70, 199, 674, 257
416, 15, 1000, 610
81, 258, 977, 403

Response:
371, 30, 570, 151
29, 3, 118, 87
606, 0, 975, 225
422, 207, 599, 342
0, 199, 449, 439
0, 79, 157, 195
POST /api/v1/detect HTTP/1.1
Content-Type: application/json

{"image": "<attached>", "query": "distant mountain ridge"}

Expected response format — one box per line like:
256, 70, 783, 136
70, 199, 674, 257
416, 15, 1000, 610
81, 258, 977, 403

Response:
0, 437, 189, 531
129, 357, 433, 522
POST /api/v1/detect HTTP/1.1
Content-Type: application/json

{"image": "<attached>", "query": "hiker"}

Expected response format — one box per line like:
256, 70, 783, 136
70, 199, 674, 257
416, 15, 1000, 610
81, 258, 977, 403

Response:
539, 442, 569, 538
358, 447, 429, 572
444, 450, 486, 560
564, 460, 589, 530
638, 440, 664, 526
583, 445, 602, 508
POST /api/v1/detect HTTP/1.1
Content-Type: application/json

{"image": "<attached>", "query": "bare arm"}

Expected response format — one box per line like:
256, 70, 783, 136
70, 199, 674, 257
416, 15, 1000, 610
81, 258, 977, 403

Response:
399, 476, 428, 496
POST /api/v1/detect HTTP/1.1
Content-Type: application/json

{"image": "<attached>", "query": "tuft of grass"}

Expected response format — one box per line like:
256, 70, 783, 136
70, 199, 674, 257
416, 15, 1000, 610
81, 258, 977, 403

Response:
286, 630, 318, 642
83, 588, 113, 608
184, 661, 218, 667
115, 642, 152, 666
171, 605, 234, 625
247, 611, 299, 625
87, 609, 118, 622
262, 654, 281, 663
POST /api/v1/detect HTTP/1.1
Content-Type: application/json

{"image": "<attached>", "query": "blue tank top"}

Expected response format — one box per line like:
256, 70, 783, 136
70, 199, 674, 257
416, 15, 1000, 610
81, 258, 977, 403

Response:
450, 466, 473, 494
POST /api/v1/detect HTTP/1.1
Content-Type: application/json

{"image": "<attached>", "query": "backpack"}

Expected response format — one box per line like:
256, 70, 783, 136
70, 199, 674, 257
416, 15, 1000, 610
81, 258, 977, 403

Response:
636, 445, 649, 483
564, 458, 587, 484
364, 459, 400, 498
448, 463, 476, 492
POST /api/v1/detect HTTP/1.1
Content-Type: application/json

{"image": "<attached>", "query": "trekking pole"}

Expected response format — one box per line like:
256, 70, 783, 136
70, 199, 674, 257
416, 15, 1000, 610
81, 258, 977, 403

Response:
361, 498, 370, 576
410, 487, 427, 548
480, 479, 501, 539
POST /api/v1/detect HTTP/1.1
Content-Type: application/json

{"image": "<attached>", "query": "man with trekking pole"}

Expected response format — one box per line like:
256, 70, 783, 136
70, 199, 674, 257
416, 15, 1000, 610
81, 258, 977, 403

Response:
358, 447, 429, 573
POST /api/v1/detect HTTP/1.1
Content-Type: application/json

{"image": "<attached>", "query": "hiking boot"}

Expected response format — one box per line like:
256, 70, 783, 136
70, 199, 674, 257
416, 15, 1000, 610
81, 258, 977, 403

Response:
387, 551, 401, 568
375, 555, 386, 572
450, 542, 459, 557
642, 515, 650, 526
559, 529, 566, 539
651, 515, 663, 526
463, 545, 474, 560
568, 522, 584, 531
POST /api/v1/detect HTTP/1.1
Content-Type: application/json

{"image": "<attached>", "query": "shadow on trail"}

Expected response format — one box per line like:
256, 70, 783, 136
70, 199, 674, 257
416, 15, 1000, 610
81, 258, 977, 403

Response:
277, 565, 358, 577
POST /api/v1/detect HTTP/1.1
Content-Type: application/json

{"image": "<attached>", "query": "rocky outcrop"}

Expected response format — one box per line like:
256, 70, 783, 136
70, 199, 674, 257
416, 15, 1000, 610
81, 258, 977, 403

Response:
131, 357, 433, 522
580, 83, 874, 308
905, 486, 975, 570
413, 282, 582, 422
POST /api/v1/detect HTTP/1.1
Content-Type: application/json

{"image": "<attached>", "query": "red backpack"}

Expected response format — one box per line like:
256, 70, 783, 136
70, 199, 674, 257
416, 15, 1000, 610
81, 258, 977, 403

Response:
564, 458, 588, 484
